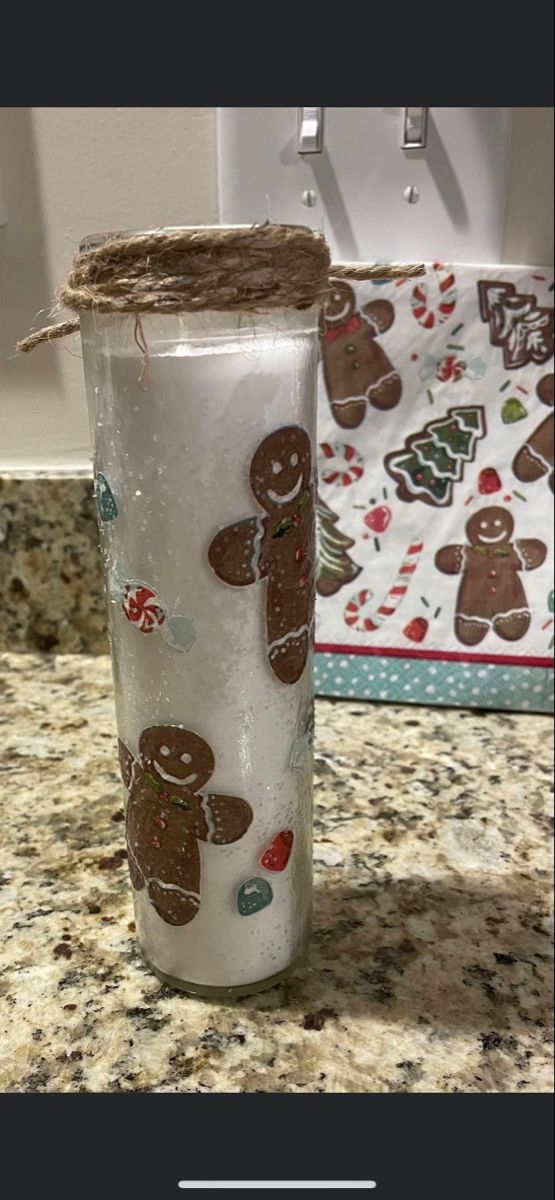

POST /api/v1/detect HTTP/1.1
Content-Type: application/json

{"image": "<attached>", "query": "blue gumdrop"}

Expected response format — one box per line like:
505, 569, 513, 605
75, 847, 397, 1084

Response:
160, 615, 197, 652
95, 472, 118, 521
237, 877, 273, 917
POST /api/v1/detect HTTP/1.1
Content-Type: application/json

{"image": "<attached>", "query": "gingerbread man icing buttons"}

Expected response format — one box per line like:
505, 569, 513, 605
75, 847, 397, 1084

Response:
435, 506, 547, 647
321, 281, 402, 428
513, 374, 554, 492
208, 426, 315, 685
119, 726, 253, 927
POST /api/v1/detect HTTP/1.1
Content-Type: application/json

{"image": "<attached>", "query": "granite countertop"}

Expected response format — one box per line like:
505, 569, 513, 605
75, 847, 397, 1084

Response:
0, 651, 552, 1093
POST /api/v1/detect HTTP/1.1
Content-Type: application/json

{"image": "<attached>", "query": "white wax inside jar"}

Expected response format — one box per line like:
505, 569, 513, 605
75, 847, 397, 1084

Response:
81, 310, 318, 988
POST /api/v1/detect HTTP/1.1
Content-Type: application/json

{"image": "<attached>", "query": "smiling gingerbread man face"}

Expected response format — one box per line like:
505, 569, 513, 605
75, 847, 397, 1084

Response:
121, 725, 253, 926
208, 425, 315, 684
140, 725, 214, 792
325, 281, 357, 324
250, 427, 311, 512
435, 504, 546, 647
466, 506, 514, 547
321, 281, 401, 428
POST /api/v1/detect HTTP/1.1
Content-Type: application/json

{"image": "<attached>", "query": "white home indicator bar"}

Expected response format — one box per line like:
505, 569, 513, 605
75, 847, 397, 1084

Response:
178, 1184, 376, 1190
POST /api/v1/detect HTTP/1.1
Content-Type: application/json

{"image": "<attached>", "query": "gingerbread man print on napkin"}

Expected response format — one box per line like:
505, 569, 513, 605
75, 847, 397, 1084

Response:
208, 426, 314, 685
120, 726, 253, 926
321, 281, 402, 428
435, 506, 547, 647
513, 373, 554, 492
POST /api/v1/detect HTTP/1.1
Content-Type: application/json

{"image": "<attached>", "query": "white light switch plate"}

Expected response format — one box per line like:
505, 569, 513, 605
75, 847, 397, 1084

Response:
218, 107, 512, 263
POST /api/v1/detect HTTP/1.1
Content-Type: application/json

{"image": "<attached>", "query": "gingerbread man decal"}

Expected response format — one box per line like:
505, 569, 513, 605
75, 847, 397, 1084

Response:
321, 281, 402, 428
208, 426, 314, 685
119, 726, 252, 926
513, 373, 554, 492
435, 506, 547, 646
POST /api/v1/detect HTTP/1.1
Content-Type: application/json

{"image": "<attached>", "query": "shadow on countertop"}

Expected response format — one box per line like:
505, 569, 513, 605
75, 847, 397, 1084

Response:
237, 873, 553, 1038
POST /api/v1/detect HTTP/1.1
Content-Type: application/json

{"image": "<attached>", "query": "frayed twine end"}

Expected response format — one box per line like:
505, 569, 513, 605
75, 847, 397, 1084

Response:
17, 318, 80, 354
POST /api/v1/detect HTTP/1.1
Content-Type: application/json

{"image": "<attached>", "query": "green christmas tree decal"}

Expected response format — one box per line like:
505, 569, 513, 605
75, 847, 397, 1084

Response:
316, 495, 361, 597
384, 405, 486, 507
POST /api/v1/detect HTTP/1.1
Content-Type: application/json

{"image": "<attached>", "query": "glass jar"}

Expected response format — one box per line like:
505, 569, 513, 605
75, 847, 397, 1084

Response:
80, 229, 318, 996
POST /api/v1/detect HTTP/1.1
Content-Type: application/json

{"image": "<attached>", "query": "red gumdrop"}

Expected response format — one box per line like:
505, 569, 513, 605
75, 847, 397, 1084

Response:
478, 467, 502, 495
260, 829, 294, 873
403, 617, 429, 643
364, 505, 392, 534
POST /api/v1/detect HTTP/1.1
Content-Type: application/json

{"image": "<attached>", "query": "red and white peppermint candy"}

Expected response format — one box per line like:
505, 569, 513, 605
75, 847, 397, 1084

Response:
436, 354, 466, 382
411, 263, 457, 330
122, 583, 166, 633
319, 442, 364, 487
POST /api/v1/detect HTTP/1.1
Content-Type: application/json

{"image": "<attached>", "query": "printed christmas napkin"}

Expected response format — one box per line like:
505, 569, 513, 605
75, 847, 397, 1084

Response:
314, 263, 554, 712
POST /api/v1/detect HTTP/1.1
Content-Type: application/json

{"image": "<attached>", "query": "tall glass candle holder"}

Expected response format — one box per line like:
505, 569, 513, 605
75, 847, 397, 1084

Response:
79, 231, 319, 995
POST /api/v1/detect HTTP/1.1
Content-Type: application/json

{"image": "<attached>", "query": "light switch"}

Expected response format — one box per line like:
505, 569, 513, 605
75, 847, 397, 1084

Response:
297, 108, 323, 154
402, 107, 428, 149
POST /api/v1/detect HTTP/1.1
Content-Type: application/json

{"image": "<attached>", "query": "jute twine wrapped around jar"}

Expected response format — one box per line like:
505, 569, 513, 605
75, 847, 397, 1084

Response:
17, 223, 424, 353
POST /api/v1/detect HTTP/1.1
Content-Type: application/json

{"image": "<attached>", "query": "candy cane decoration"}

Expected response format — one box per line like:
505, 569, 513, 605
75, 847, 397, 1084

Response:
344, 588, 376, 632
343, 540, 424, 633
319, 441, 364, 487
411, 263, 457, 330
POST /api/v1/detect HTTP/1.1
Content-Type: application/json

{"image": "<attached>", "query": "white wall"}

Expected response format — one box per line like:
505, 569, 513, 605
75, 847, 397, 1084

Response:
0, 106, 552, 471
0, 107, 218, 471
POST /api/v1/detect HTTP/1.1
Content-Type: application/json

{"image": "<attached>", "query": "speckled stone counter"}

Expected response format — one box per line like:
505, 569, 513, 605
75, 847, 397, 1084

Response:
0, 477, 106, 654
0, 652, 552, 1093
